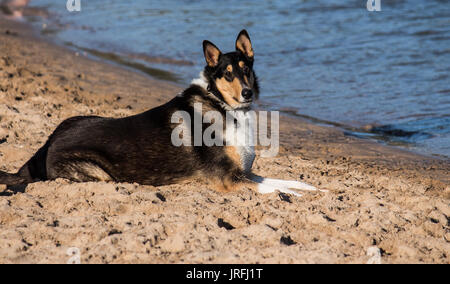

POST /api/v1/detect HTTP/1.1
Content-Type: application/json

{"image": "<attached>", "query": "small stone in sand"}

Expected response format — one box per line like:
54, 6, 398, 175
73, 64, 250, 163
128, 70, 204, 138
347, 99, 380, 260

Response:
280, 236, 296, 246
218, 218, 235, 231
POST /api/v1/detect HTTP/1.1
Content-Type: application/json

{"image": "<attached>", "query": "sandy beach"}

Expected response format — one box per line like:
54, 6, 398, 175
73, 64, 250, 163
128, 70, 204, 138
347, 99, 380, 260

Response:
0, 18, 449, 264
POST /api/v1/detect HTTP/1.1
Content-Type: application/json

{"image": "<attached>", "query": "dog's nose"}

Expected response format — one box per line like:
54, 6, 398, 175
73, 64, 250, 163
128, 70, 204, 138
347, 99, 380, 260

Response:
242, 88, 253, 100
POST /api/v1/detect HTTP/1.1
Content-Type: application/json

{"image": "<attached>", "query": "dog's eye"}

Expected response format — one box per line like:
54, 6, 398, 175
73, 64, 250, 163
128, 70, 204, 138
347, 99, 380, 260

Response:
224, 71, 233, 82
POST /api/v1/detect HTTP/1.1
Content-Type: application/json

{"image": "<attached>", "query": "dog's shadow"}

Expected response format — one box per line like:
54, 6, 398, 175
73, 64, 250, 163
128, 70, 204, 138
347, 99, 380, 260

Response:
0, 184, 27, 196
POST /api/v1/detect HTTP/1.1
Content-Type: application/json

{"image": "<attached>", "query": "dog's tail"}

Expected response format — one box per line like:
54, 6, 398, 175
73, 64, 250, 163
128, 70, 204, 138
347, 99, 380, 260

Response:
0, 142, 49, 186
0, 170, 31, 185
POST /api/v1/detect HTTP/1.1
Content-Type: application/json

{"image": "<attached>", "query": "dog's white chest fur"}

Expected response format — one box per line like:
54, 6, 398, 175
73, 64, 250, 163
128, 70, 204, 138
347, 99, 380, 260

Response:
226, 110, 256, 173
191, 72, 255, 172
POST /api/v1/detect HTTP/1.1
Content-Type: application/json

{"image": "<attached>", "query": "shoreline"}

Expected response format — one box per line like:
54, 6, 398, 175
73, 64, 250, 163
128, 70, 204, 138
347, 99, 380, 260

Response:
0, 17, 449, 263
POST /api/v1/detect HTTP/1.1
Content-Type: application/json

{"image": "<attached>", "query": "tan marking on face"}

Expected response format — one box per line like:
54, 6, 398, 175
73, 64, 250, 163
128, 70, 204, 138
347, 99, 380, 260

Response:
239, 61, 250, 86
243, 75, 249, 86
215, 77, 243, 107
226, 65, 233, 72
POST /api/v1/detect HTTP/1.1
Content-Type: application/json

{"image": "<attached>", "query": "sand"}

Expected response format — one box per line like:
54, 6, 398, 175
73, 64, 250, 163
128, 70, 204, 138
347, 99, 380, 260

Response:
0, 18, 449, 264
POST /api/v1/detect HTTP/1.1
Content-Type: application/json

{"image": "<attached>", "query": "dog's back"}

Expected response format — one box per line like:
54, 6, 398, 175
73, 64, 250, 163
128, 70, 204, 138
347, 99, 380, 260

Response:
0, 84, 233, 186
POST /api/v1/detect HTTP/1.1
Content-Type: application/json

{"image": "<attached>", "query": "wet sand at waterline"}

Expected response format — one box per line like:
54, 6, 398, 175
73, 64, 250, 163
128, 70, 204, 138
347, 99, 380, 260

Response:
0, 18, 449, 263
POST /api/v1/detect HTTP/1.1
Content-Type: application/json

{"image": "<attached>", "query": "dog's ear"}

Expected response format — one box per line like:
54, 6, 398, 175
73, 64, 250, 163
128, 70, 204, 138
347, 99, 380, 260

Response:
203, 40, 222, 67
236, 29, 254, 59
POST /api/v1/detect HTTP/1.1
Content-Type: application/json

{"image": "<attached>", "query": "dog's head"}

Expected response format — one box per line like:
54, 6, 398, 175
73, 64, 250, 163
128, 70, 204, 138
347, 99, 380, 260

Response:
202, 30, 259, 110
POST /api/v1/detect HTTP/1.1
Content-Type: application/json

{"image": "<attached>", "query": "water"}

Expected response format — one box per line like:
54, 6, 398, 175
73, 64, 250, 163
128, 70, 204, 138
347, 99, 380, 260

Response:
26, 0, 450, 158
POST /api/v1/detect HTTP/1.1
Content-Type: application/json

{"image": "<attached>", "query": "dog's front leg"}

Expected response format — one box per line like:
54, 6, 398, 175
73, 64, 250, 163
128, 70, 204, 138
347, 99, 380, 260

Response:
212, 171, 302, 197
254, 181, 303, 197
250, 174, 327, 193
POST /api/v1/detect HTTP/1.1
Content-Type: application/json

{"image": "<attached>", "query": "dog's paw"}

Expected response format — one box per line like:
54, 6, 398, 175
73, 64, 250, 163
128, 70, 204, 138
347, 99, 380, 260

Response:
277, 187, 303, 197
257, 183, 302, 197
260, 178, 320, 192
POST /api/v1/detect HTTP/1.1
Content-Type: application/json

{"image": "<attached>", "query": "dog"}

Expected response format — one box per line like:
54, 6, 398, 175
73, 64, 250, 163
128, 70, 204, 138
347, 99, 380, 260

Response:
0, 30, 320, 197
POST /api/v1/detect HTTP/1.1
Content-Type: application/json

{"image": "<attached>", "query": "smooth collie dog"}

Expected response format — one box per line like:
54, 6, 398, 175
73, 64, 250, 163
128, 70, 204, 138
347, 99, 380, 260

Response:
0, 30, 321, 197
